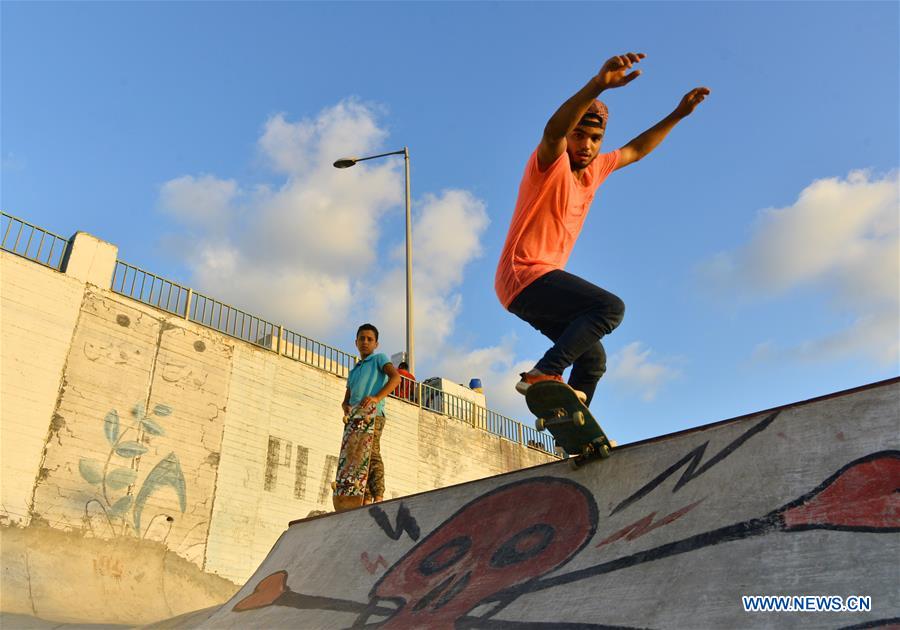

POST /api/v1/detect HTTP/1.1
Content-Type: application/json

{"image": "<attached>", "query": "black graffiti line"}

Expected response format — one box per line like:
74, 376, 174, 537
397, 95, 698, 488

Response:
513, 450, 900, 599
611, 411, 779, 515
526, 516, 777, 595
271, 597, 649, 630
369, 502, 421, 541
346, 596, 407, 629
275, 590, 399, 617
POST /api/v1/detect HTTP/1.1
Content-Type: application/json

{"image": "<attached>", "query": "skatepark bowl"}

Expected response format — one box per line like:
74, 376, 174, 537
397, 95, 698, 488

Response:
4, 378, 897, 629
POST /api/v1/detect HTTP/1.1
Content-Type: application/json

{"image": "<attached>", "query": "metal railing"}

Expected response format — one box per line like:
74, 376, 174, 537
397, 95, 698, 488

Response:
281, 328, 356, 378
189, 290, 277, 350
392, 376, 556, 454
1, 212, 68, 271
112, 261, 190, 316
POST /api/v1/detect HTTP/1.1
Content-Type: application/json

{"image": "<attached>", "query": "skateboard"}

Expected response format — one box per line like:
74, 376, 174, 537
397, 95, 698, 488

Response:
333, 403, 377, 510
525, 381, 613, 468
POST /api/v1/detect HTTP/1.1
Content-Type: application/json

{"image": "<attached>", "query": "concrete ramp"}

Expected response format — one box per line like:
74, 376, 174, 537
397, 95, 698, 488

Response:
177, 379, 900, 629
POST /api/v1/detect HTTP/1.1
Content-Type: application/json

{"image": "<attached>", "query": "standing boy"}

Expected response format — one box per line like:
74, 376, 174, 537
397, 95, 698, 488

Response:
495, 52, 709, 405
334, 323, 400, 511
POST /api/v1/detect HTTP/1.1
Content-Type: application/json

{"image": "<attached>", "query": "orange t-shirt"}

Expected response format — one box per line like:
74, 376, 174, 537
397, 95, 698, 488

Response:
494, 148, 620, 308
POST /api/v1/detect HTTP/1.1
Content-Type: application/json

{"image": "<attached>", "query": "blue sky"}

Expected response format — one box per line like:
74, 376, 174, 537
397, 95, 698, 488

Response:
3, 1, 897, 444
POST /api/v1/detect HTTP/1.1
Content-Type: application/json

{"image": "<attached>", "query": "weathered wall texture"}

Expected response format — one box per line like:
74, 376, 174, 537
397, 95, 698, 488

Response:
0, 243, 553, 623
29, 287, 233, 568
0, 524, 239, 624
0, 253, 84, 523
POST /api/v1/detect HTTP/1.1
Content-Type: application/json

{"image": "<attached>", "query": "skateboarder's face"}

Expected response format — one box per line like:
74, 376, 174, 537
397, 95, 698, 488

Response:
355, 330, 378, 357
566, 125, 604, 170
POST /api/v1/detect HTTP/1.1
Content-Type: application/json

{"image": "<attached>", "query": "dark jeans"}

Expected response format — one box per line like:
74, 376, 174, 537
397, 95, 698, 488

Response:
507, 270, 625, 405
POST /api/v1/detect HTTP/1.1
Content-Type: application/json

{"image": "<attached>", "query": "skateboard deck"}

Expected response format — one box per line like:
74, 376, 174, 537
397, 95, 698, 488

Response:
525, 381, 612, 467
334, 403, 377, 503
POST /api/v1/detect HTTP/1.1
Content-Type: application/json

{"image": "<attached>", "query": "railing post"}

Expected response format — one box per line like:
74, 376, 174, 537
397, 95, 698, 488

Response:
417, 382, 422, 408
184, 288, 193, 320
276, 325, 283, 355
516, 422, 522, 445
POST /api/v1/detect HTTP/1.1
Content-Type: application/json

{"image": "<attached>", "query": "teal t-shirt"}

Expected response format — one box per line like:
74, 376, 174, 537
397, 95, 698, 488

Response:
347, 352, 390, 415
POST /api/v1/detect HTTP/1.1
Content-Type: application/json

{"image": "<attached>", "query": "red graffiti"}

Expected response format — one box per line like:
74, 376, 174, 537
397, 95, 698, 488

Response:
370, 477, 596, 629
361, 552, 388, 574
781, 452, 900, 531
596, 499, 704, 548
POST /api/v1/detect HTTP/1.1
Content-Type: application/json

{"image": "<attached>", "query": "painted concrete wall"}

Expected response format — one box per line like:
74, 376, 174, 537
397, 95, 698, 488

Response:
0, 252, 84, 525
0, 239, 553, 623
196, 379, 900, 630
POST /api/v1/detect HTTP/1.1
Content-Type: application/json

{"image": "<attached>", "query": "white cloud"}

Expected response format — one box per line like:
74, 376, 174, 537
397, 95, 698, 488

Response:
158, 175, 239, 228
753, 312, 898, 366
432, 334, 535, 420
157, 99, 490, 358
700, 170, 899, 366
606, 342, 682, 402
367, 189, 490, 360
258, 103, 388, 176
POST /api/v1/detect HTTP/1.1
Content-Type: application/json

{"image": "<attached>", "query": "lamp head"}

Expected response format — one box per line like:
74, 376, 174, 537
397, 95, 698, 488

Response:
333, 158, 357, 169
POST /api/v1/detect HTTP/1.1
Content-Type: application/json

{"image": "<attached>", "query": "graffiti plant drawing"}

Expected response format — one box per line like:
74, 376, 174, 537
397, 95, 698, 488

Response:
79, 402, 187, 537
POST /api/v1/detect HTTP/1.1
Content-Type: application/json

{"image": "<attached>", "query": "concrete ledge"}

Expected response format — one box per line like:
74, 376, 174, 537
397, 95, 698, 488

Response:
62, 232, 117, 287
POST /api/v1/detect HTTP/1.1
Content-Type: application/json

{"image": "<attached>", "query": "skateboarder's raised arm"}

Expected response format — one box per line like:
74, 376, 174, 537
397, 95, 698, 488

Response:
614, 86, 711, 171
537, 52, 645, 172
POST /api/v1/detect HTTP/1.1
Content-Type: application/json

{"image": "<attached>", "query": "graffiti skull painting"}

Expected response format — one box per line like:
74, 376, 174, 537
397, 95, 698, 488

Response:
363, 477, 597, 627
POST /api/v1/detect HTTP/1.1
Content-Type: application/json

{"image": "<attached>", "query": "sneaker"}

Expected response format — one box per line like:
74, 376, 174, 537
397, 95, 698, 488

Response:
515, 370, 563, 394
515, 370, 588, 404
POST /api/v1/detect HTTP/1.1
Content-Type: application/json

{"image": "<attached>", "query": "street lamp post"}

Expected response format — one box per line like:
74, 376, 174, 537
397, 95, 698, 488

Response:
333, 148, 415, 373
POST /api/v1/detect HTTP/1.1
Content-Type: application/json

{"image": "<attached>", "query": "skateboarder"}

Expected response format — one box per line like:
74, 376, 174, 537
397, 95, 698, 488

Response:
334, 323, 400, 511
495, 52, 709, 405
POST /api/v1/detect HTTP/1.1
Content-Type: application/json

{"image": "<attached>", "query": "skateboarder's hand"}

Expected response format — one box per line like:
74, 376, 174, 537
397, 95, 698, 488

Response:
674, 87, 711, 118
360, 396, 378, 410
342, 402, 351, 416
596, 52, 645, 90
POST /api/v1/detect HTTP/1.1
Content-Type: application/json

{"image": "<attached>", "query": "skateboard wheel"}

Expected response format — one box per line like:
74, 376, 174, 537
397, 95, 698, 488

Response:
535, 417, 546, 431
573, 410, 585, 426
598, 444, 611, 459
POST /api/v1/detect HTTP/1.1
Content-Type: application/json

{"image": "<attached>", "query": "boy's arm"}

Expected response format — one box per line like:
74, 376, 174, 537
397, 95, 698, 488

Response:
342, 387, 351, 415
537, 52, 645, 171
614, 87, 710, 170
360, 363, 402, 409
